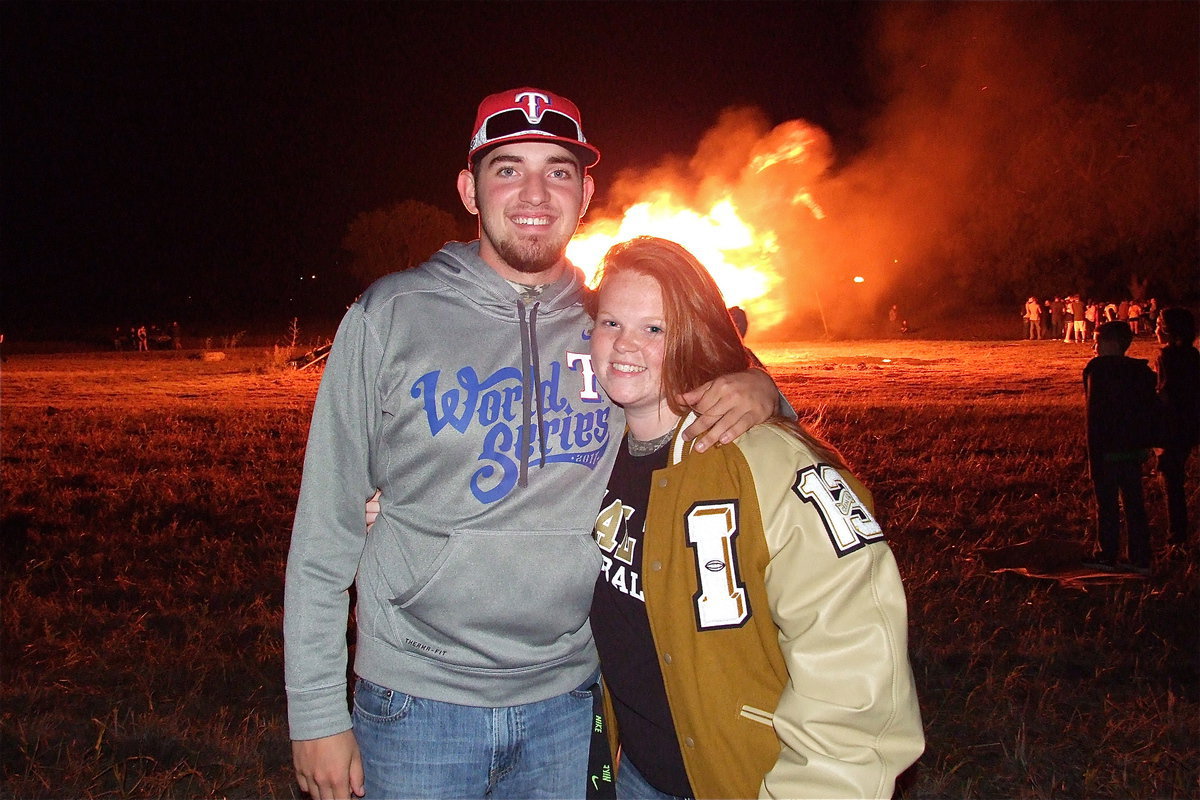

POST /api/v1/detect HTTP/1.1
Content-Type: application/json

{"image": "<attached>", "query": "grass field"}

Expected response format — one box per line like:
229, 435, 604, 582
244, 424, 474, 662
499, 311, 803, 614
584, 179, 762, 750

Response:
2, 338, 1196, 799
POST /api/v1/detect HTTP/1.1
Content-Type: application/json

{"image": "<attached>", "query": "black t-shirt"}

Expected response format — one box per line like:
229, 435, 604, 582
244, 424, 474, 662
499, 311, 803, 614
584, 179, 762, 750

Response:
590, 440, 694, 797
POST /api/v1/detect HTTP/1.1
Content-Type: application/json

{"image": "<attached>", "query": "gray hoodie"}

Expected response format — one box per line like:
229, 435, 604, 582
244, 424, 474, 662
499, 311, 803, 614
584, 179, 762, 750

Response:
284, 241, 618, 741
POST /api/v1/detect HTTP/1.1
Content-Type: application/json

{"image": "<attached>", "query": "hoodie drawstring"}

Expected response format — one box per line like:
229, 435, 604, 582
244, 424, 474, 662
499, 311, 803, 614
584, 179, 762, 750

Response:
517, 299, 549, 487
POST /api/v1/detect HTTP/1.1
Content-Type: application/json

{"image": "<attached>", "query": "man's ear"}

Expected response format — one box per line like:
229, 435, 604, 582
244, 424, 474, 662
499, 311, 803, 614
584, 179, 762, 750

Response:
579, 173, 595, 219
457, 169, 479, 215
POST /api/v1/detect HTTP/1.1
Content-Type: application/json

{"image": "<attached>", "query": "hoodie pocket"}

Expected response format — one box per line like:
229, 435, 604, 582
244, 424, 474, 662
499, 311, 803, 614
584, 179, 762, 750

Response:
389, 527, 602, 670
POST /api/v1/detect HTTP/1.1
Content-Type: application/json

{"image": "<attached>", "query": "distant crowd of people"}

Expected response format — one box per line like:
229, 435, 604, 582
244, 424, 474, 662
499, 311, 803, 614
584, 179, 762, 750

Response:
1022, 295, 1165, 342
113, 321, 182, 351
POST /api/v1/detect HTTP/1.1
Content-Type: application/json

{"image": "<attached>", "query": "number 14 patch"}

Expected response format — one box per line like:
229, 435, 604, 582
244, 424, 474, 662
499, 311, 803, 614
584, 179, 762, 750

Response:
792, 464, 884, 557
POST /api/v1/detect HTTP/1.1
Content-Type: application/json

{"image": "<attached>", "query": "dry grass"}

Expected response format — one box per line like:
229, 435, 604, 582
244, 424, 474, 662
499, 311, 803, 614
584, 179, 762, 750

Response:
1, 340, 1196, 799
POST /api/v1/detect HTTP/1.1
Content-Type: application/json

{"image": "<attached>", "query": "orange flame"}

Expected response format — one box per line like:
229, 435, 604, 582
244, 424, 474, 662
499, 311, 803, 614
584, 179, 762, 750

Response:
567, 194, 785, 330
567, 117, 831, 336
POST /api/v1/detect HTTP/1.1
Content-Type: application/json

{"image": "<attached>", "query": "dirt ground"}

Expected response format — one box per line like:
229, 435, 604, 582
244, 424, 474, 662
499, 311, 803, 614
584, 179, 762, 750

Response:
1, 337, 1166, 411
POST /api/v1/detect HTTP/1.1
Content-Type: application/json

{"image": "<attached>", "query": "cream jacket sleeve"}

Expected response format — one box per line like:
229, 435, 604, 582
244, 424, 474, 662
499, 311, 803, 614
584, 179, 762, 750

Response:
739, 425, 925, 799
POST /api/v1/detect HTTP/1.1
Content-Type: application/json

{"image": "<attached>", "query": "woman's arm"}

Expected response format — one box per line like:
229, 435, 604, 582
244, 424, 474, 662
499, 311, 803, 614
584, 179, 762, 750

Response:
754, 445, 924, 799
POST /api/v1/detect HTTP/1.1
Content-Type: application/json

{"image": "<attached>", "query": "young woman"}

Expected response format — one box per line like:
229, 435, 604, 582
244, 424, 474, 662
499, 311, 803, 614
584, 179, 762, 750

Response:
585, 237, 924, 799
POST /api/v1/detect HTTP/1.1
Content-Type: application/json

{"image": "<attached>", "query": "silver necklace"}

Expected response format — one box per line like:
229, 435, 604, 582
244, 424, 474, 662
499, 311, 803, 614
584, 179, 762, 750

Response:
626, 429, 674, 457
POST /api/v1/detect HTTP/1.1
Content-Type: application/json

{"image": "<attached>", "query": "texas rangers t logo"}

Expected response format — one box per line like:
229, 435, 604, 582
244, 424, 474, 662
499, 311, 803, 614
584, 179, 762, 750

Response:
515, 90, 550, 122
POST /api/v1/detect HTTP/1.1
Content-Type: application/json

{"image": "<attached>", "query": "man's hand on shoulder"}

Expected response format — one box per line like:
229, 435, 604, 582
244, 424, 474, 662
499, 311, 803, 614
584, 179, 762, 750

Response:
292, 730, 365, 800
679, 367, 778, 452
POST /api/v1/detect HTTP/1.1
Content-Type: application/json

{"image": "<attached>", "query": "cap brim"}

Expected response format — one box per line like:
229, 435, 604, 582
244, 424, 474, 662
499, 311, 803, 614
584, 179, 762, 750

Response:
469, 134, 600, 169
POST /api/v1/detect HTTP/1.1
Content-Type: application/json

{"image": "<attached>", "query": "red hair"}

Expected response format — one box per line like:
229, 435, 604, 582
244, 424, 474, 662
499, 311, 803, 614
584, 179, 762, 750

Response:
586, 236, 848, 468
586, 237, 750, 416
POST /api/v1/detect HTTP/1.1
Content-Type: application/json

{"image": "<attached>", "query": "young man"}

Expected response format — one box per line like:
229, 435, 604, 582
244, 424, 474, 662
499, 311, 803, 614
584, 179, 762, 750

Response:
1065, 295, 1086, 343
1023, 296, 1043, 340
284, 87, 781, 800
1082, 321, 1159, 574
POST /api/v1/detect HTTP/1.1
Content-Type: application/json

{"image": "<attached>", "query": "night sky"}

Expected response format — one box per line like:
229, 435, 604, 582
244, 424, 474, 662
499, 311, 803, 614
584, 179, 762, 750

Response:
2, 1, 1196, 337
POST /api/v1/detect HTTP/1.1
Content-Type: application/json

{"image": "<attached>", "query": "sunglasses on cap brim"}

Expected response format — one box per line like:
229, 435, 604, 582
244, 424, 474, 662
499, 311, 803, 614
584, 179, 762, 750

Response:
479, 108, 584, 144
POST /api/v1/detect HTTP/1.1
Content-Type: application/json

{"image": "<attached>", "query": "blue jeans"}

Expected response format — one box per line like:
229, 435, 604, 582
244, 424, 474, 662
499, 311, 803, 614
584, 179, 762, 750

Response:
619, 758, 696, 800
352, 676, 594, 799
616, 756, 692, 800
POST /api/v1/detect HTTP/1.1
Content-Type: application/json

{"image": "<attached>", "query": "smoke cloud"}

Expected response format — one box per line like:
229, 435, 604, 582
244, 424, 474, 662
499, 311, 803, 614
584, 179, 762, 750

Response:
587, 3, 1197, 337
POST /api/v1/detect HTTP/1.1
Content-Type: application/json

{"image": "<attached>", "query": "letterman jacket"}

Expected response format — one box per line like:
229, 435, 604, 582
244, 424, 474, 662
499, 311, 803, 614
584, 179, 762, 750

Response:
604, 417, 923, 799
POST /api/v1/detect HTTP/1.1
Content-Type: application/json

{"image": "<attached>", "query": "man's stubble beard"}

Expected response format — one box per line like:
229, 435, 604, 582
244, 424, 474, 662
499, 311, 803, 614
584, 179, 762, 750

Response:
478, 198, 576, 276
494, 233, 564, 275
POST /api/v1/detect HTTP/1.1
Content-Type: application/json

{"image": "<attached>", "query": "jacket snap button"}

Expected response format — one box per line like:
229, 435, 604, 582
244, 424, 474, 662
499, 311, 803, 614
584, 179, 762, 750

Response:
685, 737, 695, 748
663, 653, 672, 664
657, 478, 668, 488
651, 561, 662, 571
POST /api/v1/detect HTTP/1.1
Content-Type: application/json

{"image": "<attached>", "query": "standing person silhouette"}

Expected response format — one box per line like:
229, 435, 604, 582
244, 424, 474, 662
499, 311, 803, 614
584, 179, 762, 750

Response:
1154, 307, 1199, 545
1082, 321, 1159, 574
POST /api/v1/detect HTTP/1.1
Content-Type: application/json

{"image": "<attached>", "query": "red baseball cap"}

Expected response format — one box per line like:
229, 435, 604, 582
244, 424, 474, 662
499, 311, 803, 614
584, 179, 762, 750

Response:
468, 87, 600, 169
